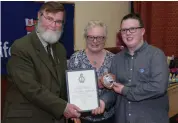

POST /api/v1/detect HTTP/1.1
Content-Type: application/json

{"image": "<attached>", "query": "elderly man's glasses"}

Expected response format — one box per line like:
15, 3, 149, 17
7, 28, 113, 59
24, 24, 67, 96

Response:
86, 35, 106, 42
120, 27, 143, 34
41, 13, 64, 26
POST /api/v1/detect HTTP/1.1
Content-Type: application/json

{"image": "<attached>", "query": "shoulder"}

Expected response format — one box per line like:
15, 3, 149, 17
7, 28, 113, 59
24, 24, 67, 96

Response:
112, 49, 125, 60
69, 50, 85, 59
11, 33, 34, 53
68, 50, 85, 69
105, 50, 115, 57
147, 45, 166, 58
104, 50, 115, 62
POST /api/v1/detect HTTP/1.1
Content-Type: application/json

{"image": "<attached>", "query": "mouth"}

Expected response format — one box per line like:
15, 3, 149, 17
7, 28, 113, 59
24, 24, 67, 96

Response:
47, 28, 57, 32
91, 44, 100, 48
126, 37, 133, 41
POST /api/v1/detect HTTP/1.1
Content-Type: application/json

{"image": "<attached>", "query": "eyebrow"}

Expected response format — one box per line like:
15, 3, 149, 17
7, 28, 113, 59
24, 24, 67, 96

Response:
44, 13, 63, 20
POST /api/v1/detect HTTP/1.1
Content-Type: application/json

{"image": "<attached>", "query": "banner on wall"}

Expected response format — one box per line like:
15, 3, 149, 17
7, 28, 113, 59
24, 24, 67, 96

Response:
1, 1, 74, 75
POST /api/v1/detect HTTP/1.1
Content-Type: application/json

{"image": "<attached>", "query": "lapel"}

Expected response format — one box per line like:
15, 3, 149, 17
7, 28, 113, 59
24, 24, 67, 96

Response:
30, 31, 58, 80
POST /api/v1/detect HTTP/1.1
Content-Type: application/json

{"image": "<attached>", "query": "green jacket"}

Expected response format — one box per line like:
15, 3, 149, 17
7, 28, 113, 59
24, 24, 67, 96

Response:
3, 31, 68, 123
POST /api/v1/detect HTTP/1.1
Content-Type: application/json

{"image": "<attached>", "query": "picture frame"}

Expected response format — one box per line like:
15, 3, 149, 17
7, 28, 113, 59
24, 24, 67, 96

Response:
66, 69, 99, 112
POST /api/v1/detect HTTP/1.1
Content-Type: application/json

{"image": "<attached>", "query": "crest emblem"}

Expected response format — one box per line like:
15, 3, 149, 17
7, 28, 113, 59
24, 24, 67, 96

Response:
25, 18, 37, 34
78, 73, 85, 83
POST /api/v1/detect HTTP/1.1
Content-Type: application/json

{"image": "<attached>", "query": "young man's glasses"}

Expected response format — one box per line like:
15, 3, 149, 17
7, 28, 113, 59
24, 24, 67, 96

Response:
41, 13, 64, 27
120, 27, 143, 34
86, 35, 106, 43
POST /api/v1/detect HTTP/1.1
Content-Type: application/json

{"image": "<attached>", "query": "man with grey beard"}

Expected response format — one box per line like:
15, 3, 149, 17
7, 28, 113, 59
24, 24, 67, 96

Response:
3, 2, 81, 123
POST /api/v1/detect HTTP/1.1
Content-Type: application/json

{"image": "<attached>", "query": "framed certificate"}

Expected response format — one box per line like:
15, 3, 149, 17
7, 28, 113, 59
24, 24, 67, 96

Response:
66, 69, 99, 112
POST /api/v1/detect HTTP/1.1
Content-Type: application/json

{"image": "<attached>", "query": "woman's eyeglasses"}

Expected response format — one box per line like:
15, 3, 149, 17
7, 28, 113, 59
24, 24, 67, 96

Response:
86, 35, 106, 43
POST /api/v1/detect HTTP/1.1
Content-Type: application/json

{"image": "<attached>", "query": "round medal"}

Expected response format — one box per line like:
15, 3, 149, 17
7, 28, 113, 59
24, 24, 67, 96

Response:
101, 73, 115, 89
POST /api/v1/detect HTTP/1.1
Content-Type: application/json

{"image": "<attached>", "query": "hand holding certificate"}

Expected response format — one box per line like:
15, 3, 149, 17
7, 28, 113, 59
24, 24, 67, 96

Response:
64, 103, 81, 119
66, 69, 99, 112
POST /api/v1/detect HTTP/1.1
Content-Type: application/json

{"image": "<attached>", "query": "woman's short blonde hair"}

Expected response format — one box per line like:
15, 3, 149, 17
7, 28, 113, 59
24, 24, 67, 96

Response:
84, 20, 107, 38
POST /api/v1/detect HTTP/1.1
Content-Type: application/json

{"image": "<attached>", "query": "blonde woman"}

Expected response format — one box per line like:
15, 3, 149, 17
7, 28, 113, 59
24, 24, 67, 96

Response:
68, 20, 115, 123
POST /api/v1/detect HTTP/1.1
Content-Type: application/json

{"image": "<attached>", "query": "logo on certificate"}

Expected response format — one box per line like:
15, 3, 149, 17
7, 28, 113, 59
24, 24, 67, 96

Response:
78, 73, 85, 83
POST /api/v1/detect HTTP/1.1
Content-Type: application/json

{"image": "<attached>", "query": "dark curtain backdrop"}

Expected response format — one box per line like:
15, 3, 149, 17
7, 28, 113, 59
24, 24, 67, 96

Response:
133, 1, 178, 57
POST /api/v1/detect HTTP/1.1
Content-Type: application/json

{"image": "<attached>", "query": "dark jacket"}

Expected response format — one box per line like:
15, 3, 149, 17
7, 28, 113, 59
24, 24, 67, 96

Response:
3, 31, 67, 123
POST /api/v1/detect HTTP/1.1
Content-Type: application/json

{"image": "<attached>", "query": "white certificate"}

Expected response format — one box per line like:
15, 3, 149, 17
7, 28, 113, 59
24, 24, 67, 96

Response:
66, 69, 99, 112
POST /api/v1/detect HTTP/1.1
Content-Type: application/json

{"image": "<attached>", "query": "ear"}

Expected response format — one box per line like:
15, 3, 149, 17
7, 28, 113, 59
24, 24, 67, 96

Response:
37, 12, 42, 20
141, 28, 145, 36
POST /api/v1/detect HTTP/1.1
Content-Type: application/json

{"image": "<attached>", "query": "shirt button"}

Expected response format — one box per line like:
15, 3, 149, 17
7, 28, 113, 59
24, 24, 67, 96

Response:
130, 69, 132, 71
128, 101, 131, 104
129, 113, 131, 116
128, 79, 131, 82
131, 57, 134, 59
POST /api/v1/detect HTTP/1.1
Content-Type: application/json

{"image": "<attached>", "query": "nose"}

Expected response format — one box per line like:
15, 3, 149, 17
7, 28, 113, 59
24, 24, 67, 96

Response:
51, 21, 56, 28
126, 30, 131, 35
93, 38, 97, 43
49, 22, 58, 31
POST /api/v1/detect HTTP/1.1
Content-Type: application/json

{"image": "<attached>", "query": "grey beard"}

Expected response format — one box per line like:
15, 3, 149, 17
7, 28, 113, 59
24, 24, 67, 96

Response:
37, 23, 63, 44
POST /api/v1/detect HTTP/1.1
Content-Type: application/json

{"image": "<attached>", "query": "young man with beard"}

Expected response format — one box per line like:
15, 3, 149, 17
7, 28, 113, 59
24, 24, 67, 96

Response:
3, 2, 81, 123
110, 13, 169, 123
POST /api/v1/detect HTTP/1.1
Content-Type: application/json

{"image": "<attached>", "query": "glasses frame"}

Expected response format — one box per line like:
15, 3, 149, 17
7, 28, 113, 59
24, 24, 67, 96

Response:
86, 35, 106, 43
120, 27, 143, 34
40, 13, 64, 27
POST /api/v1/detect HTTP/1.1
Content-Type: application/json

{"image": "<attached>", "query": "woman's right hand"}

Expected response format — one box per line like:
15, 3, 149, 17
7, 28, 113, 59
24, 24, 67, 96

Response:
91, 99, 105, 115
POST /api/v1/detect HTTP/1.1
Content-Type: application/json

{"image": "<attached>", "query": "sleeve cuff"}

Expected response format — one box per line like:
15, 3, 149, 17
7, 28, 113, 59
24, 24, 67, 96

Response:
122, 86, 129, 96
53, 100, 67, 120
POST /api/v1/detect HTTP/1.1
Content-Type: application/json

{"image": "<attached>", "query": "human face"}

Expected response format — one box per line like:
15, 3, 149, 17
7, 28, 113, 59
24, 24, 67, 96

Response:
37, 11, 64, 44
120, 19, 145, 49
86, 26, 106, 53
